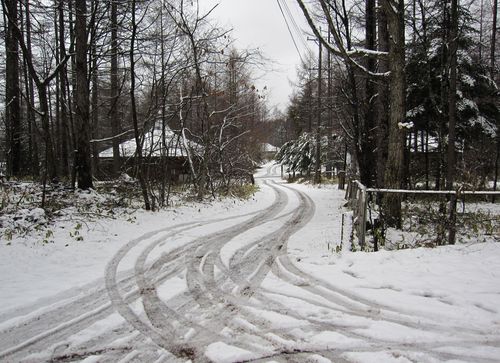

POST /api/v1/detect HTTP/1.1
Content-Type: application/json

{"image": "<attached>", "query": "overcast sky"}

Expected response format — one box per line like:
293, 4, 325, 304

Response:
200, 0, 311, 112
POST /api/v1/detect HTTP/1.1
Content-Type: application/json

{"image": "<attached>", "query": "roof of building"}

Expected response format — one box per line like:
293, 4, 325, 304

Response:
262, 143, 279, 153
99, 125, 200, 158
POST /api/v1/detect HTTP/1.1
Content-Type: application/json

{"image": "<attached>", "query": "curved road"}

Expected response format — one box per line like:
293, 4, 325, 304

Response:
1, 164, 499, 362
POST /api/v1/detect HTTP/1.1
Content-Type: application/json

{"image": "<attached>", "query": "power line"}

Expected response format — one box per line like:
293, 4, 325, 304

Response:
280, 0, 311, 53
276, 0, 305, 63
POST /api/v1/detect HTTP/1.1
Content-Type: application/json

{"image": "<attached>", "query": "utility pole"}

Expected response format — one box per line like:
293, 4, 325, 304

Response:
306, 31, 323, 184
326, 30, 333, 179
314, 37, 322, 184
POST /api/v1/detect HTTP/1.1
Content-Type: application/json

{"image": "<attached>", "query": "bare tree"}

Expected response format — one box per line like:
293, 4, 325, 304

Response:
110, 0, 121, 175
56, 0, 70, 177
166, 1, 231, 198
2, 0, 71, 182
296, 0, 407, 226
2, 0, 21, 177
492, 0, 499, 197
380, 0, 406, 227
21, 0, 39, 177
130, 0, 151, 210
74, 0, 93, 189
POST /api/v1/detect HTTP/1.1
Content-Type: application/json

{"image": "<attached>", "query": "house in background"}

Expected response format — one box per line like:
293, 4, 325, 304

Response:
261, 143, 279, 160
98, 125, 200, 182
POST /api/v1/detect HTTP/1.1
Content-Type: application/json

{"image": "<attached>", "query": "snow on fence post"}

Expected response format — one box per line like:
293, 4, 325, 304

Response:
346, 180, 368, 250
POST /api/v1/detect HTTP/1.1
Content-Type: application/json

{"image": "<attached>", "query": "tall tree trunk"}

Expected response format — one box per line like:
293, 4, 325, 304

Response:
58, 0, 69, 177
159, 3, 169, 206
446, 0, 458, 190
23, 53, 39, 177
38, 86, 57, 181
68, 0, 78, 188
54, 3, 62, 178
361, 0, 377, 187
492, 0, 499, 198
446, 0, 459, 245
2, 0, 65, 181
382, 0, 406, 228
437, 0, 450, 191
110, 0, 121, 174
338, 0, 362, 186
419, 0, 431, 190
23, 0, 39, 177
376, 0, 389, 188
75, 0, 93, 189
91, 42, 100, 176
3, 0, 22, 177
130, 0, 151, 210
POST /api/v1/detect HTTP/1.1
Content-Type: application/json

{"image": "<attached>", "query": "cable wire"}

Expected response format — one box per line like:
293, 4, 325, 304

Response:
276, 0, 305, 63
280, 0, 311, 53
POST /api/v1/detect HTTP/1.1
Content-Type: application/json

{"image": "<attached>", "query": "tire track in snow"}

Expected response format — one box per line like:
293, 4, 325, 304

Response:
104, 181, 287, 360
121, 180, 313, 360
165, 181, 317, 359
0, 207, 263, 361
4, 163, 498, 363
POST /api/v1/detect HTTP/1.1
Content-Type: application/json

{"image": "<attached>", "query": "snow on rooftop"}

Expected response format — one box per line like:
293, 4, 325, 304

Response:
262, 143, 279, 152
99, 125, 199, 158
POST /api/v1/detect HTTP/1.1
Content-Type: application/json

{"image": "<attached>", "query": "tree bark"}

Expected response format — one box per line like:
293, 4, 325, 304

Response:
75, 0, 93, 189
446, 0, 458, 192
382, 0, 406, 228
2, 0, 60, 180
22, 0, 39, 177
110, 0, 121, 174
492, 0, 499, 199
91, 41, 100, 176
130, 0, 151, 210
58, 0, 70, 177
3, 0, 22, 176
376, 0, 389, 189
361, 0, 377, 187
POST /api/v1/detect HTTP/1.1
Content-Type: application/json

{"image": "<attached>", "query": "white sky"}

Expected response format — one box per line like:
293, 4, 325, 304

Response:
200, 0, 312, 112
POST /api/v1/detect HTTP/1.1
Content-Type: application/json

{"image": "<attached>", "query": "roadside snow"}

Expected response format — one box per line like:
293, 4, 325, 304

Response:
0, 186, 274, 318
1, 162, 499, 362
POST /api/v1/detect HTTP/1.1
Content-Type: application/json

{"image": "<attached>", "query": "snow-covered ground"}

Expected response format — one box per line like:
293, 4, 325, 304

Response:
1, 162, 499, 362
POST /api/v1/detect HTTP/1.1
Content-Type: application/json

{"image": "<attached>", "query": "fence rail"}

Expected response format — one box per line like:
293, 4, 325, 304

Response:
345, 180, 500, 249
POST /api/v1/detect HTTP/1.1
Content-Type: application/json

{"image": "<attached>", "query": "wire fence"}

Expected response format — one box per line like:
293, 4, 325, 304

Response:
345, 180, 500, 250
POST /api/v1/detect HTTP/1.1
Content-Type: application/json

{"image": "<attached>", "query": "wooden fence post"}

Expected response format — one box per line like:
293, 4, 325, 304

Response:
448, 190, 458, 245
359, 186, 367, 249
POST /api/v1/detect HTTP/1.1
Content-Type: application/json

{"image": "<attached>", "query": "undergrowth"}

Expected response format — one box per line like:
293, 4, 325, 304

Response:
1, 178, 259, 245
363, 200, 500, 251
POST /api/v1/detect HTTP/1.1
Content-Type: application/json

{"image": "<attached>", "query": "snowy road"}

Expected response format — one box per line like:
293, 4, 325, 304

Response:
1, 163, 500, 362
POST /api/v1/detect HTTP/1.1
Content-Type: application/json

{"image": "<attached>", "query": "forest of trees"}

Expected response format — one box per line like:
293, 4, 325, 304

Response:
1, 0, 499, 226
273, 0, 499, 227
0, 0, 271, 210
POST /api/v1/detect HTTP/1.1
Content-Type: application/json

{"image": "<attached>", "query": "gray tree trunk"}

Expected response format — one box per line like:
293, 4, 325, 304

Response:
3, 0, 22, 176
110, 0, 121, 174
130, 0, 151, 210
376, 0, 389, 189
75, 0, 93, 189
382, 0, 406, 228
492, 0, 499, 198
